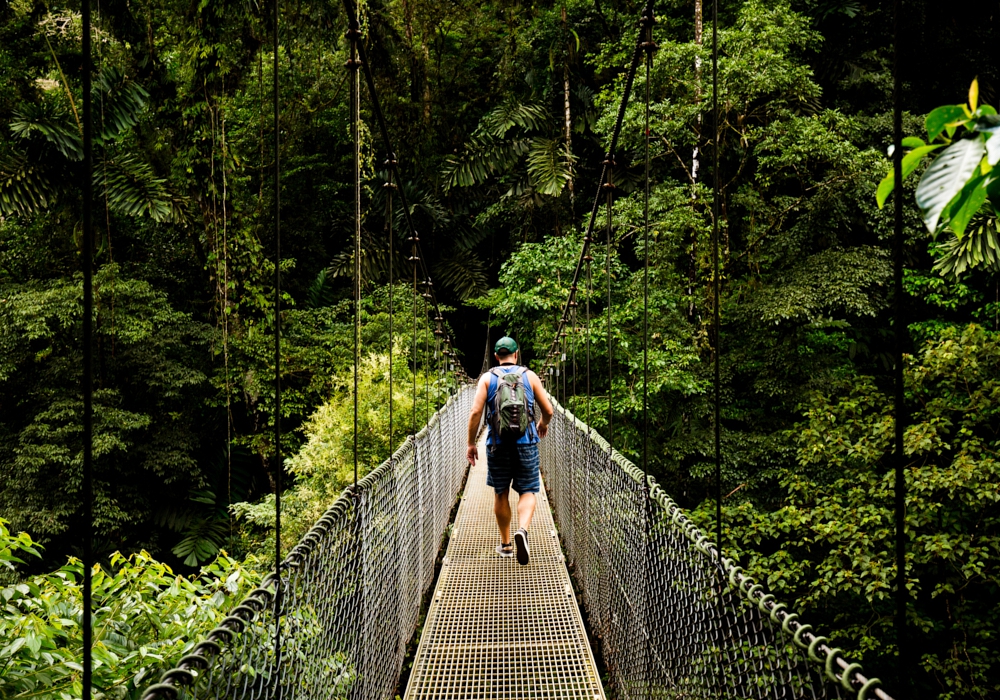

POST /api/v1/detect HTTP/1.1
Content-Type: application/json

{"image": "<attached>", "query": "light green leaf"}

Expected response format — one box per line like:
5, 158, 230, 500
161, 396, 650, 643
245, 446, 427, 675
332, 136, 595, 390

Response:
915, 137, 986, 232
926, 105, 967, 141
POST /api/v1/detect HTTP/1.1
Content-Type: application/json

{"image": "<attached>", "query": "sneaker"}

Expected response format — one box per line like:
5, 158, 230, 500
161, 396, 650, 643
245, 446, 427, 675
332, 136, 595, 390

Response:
514, 528, 530, 566
496, 542, 513, 558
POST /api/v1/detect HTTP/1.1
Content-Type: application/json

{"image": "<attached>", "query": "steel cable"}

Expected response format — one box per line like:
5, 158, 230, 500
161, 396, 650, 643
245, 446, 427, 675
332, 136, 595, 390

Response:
271, 0, 284, 688
891, 0, 908, 690
140, 389, 475, 700
81, 0, 94, 697
540, 403, 895, 700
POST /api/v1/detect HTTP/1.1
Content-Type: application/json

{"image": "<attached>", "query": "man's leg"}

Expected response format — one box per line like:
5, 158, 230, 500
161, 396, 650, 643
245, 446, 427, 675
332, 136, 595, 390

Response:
517, 492, 537, 531
494, 490, 512, 544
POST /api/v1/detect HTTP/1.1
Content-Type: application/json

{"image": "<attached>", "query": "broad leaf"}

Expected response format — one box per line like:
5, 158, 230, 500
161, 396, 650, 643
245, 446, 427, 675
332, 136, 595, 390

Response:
915, 137, 985, 232
946, 173, 990, 237
875, 144, 943, 208
926, 105, 967, 142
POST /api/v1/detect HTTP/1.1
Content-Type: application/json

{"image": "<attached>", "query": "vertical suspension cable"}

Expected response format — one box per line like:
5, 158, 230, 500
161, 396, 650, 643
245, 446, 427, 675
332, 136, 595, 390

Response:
585, 241, 593, 428
891, 0, 907, 688
386, 163, 395, 444
348, 15, 361, 488
640, 6, 655, 697
710, 0, 726, 677
604, 159, 615, 445
411, 236, 418, 435
271, 0, 283, 686
424, 285, 430, 423
81, 0, 93, 697
570, 300, 578, 400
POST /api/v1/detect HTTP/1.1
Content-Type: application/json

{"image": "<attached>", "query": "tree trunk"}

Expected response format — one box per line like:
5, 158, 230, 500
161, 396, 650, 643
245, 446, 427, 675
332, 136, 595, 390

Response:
562, 5, 575, 210
689, 0, 704, 320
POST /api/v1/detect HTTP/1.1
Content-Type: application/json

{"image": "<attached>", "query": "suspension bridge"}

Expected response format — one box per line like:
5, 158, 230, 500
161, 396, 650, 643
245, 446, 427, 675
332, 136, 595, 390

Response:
63, 0, 911, 696
138, 390, 891, 700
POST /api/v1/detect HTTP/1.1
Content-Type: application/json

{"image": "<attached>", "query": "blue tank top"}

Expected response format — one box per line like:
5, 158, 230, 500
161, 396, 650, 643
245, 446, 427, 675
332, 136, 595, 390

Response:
485, 365, 538, 445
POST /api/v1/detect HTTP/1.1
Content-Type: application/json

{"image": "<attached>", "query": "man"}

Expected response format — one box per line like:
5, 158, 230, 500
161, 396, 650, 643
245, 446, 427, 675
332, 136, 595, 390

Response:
466, 336, 554, 565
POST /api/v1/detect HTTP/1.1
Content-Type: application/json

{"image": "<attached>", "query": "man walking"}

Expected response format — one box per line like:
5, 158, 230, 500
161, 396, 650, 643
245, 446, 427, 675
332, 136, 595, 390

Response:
466, 337, 554, 565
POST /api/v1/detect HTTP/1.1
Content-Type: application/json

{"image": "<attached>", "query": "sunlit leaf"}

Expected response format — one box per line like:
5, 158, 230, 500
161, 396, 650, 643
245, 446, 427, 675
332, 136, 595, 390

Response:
915, 137, 985, 232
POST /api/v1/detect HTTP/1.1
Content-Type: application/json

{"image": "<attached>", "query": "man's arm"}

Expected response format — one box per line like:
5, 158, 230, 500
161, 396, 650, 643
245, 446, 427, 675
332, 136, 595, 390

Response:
528, 371, 554, 439
466, 374, 490, 465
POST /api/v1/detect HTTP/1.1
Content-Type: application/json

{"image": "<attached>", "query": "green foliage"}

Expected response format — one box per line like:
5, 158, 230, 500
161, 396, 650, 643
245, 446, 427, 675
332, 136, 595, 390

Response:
235, 346, 449, 557
877, 79, 1000, 278
0, 266, 214, 562
0, 519, 259, 699
706, 325, 1000, 698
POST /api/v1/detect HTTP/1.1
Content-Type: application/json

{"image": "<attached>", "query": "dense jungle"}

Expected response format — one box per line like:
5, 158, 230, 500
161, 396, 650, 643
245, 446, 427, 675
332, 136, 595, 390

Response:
1, 0, 998, 697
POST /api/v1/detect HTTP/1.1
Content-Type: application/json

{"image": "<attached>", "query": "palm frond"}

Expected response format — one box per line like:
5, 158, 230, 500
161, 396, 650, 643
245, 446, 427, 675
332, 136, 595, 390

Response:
0, 149, 56, 216
93, 66, 150, 142
9, 101, 83, 160
478, 101, 550, 138
933, 214, 1000, 279
441, 136, 530, 191
96, 154, 187, 223
525, 137, 572, 196
432, 248, 489, 300
305, 267, 338, 309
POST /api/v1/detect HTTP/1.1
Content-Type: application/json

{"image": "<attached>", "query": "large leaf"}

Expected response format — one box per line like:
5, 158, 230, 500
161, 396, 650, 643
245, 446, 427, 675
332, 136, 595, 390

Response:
925, 104, 967, 141
441, 136, 529, 191
432, 248, 489, 300
945, 173, 990, 237
876, 144, 943, 208
479, 101, 550, 138
915, 137, 985, 232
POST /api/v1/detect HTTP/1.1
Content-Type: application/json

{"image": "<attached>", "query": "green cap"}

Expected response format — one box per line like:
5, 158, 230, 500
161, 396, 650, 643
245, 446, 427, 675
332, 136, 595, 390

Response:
494, 336, 518, 355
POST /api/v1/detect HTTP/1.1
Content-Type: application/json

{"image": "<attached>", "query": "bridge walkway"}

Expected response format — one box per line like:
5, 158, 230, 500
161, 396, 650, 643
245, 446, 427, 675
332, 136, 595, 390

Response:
404, 435, 606, 700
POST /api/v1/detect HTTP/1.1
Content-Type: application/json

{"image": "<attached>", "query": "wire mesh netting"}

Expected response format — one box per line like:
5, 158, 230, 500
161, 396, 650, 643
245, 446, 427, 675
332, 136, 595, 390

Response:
540, 402, 895, 700
140, 385, 474, 700
403, 437, 605, 700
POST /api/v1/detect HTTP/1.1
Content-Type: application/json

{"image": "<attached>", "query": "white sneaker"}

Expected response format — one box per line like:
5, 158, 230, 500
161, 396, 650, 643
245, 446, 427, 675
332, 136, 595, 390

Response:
496, 543, 513, 558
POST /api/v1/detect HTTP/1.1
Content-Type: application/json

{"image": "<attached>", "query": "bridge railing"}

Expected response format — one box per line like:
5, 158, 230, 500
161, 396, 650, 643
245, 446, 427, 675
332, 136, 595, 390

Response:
141, 385, 474, 700
540, 402, 894, 700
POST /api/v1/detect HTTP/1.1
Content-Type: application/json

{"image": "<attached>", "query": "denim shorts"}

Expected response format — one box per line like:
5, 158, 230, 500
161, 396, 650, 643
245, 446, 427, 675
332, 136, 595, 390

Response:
486, 443, 541, 495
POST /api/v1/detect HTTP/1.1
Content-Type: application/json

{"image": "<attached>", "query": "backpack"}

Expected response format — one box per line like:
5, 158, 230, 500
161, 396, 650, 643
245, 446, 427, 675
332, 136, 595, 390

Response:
488, 366, 533, 442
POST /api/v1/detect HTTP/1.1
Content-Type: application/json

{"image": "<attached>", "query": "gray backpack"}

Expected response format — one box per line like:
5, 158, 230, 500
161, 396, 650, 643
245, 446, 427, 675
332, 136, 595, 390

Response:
488, 367, 532, 442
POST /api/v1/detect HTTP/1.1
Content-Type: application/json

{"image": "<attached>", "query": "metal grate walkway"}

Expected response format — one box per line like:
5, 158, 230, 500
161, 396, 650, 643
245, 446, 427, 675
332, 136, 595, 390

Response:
404, 437, 606, 700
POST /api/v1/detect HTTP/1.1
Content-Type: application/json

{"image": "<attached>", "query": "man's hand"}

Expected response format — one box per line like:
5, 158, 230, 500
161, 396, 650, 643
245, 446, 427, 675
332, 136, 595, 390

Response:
466, 444, 479, 466
537, 421, 549, 439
